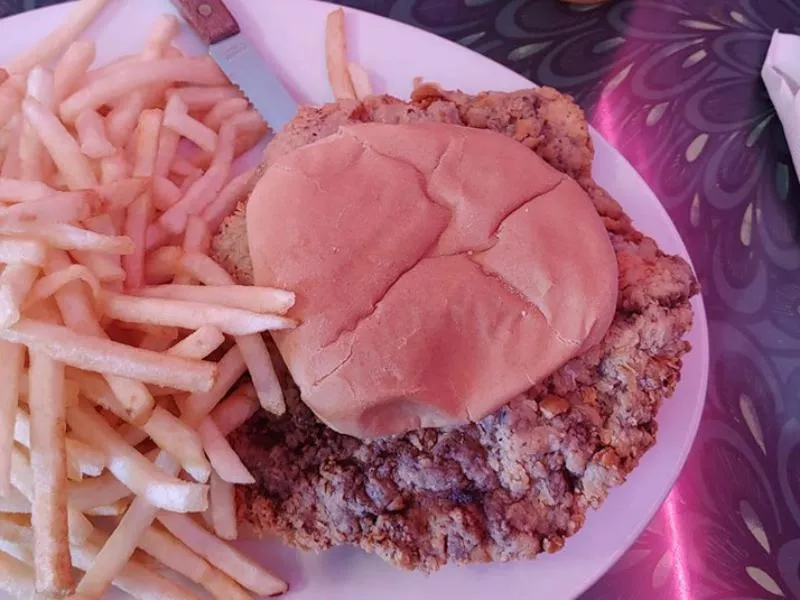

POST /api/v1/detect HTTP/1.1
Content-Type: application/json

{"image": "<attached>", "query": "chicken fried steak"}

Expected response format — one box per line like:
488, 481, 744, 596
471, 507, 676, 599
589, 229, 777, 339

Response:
211, 86, 699, 572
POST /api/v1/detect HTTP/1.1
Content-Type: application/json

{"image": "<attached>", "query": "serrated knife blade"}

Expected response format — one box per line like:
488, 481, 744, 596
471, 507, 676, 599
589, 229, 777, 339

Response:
171, 0, 298, 131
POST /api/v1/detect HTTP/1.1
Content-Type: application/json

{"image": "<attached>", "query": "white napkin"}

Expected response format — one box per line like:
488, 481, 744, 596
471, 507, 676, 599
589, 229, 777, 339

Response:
762, 31, 800, 173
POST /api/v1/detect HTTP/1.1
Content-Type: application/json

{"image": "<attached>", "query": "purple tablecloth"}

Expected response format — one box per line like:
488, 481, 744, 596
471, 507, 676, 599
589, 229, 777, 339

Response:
6, 0, 800, 598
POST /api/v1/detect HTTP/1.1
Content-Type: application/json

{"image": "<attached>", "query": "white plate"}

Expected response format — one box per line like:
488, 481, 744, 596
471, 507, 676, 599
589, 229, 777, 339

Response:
0, 1, 710, 599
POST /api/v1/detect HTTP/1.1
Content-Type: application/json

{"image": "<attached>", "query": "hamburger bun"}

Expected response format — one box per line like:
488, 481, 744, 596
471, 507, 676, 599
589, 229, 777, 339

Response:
246, 122, 618, 439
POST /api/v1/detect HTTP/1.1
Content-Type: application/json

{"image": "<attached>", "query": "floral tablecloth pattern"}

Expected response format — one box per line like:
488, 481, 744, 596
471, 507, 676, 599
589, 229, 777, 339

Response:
6, 0, 800, 598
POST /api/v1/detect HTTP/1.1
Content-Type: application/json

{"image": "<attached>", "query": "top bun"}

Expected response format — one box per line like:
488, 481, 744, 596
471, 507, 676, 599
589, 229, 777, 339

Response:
246, 122, 618, 439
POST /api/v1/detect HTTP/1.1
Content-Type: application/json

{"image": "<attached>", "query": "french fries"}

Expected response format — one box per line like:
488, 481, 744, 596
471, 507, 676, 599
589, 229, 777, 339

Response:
211, 382, 259, 436
138, 283, 295, 314
138, 524, 252, 600
53, 40, 96, 103
158, 512, 288, 596
198, 418, 255, 484
23, 96, 98, 189
0, 6, 296, 598
27, 351, 73, 595
100, 291, 297, 335
6, 0, 110, 77
209, 472, 238, 540
61, 57, 228, 122
348, 61, 373, 100
164, 93, 218, 153
66, 402, 208, 512
0, 264, 39, 327
24, 264, 101, 309
121, 192, 151, 290
0, 342, 24, 496
0, 319, 217, 392
75, 109, 116, 158
0, 239, 47, 266
167, 325, 225, 359
326, 8, 357, 100
133, 109, 163, 177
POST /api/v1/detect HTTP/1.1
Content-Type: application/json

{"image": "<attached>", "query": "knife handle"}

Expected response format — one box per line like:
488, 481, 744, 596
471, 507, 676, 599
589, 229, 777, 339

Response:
170, 0, 240, 45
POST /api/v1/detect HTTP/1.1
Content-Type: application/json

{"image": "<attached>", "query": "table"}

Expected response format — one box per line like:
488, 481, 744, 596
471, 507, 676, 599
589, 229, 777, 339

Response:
6, 0, 799, 598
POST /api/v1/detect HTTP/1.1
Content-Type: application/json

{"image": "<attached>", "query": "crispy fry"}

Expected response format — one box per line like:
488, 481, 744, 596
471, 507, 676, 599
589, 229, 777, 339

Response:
27, 352, 73, 595
0, 549, 35, 600
152, 175, 181, 211
13, 409, 105, 478
210, 382, 259, 436
132, 108, 162, 177
9, 446, 93, 544
166, 325, 225, 360
183, 215, 210, 255
25, 264, 100, 309
0, 263, 38, 327
65, 402, 208, 512
61, 57, 227, 122
0, 342, 24, 496
70, 249, 126, 282
144, 245, 182, 284
47, 250, 156, 422
72, 536, 200, 600
53, 40, 96, 103
198, 418, 254, 484
138, 283, 295, 315
121, 192, 151, 290
0, 319, 216, 392
177, 346, 246, 426
163, 93, 218, 153
95, 176, 149, 210
166, 85, 241, 110
0, 221, 133, 253
149, 122, 236, 242
0, 190, 96, 225
0, 177, 54, 202
75, 454, 175, 598
22, 97, 98, 189
209, 472, 237, 541
0, 239, 46, 267
78, 345, 244, 597
348, 61, 373, 100
0, 84, 22, 132
157, 512, 288, 596
143, 14, 180, 60
202, 97, 248, 131
326, 8, 357, 100
19, 67, 55, 182
105, 92, 146, 148
140, 406, 211, 483
0, 121, 22, 179
201, 167, 255, 234
99, 151, 131, 184
75, 108, 115, 158
178, 253, 288, 413
170, 156, 201, 177
153, 126, 179, 178
138, 524, 252, 600
6, 0, 110, 77
100, 291, 297, 335
0, 487, 30, 513
68, 471, 130, 512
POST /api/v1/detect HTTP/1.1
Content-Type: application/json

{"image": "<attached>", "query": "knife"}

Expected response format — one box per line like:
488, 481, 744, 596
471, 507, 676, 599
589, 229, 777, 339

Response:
170, 0, 298, 131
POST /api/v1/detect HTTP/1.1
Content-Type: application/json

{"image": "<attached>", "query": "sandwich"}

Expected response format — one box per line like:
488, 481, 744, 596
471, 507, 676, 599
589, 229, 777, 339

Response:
211, 85, 699, 571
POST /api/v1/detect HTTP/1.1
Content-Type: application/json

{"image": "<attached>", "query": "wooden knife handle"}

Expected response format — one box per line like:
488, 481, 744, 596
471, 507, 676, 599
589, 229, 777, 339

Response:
170, 0, 240, 45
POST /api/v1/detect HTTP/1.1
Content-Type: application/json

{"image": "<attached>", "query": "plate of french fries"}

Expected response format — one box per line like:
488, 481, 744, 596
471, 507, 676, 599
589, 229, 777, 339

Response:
0, 0, 712, 599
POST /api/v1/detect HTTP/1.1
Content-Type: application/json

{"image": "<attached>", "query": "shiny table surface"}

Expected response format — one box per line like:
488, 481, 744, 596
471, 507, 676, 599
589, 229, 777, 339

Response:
6, 0, 800, 598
